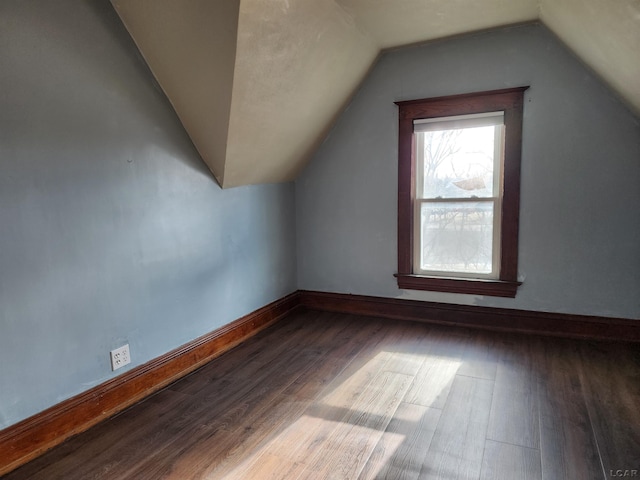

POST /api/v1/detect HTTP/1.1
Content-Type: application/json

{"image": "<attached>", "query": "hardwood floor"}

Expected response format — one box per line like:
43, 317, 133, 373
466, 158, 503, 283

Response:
4, 310, 640, 480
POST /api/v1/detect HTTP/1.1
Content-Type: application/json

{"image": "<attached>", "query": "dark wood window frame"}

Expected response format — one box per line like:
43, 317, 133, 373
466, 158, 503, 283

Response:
395, 87, 528, 298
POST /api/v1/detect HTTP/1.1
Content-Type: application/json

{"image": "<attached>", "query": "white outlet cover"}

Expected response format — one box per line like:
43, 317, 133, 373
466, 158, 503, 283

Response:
110, 344, 131, 371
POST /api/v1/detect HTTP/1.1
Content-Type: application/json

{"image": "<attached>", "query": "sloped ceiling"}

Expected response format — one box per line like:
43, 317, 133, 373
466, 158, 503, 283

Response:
111, 0, 640, 188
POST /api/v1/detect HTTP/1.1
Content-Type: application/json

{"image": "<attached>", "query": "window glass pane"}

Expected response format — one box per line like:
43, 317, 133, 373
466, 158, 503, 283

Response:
419, 202, 494, 274
420, 125, 500, 199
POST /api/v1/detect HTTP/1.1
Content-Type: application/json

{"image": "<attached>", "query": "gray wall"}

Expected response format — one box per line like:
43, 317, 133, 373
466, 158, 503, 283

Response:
0, 0, 296, 429
296, 24, 640, 319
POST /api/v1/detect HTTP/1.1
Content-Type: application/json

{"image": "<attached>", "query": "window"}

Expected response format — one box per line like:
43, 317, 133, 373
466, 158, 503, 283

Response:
395, 87, 528, 297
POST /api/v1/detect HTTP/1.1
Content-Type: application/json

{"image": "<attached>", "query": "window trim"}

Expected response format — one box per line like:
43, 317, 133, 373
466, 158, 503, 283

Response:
395, 87, 528, 298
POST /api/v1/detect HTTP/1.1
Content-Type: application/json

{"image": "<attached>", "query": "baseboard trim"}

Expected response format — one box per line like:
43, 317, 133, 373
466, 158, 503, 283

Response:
299, 290, 640, 342
2, 290, 637, 475
0, 291, 301, 476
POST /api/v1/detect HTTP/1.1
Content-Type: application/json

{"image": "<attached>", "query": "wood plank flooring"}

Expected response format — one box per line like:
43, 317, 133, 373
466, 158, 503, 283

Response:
4, 310, 640, 480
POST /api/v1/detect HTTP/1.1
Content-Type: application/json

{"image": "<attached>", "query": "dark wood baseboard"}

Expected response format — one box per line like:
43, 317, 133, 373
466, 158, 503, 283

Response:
0, 292, 300, 476
299, 290, 640, 342
2, 289, 638, 475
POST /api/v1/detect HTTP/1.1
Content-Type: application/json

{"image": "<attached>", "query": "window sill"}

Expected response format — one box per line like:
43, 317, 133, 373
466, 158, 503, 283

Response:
395, 274, 521, 298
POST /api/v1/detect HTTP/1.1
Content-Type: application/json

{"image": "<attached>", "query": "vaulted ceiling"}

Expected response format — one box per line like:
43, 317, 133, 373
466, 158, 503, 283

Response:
110, 0, 640, 188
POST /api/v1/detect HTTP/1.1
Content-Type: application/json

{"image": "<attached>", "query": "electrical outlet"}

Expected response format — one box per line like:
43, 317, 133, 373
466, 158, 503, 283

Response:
110, 344, 131, 371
